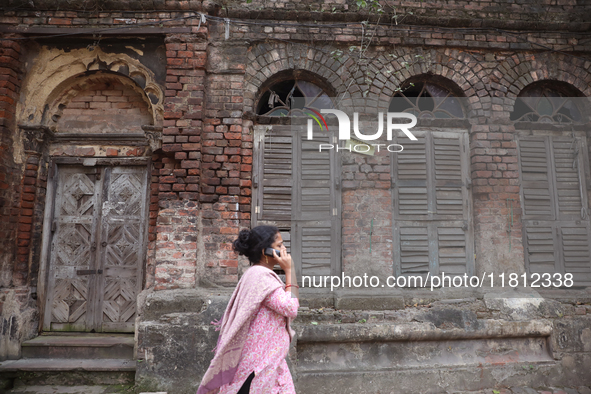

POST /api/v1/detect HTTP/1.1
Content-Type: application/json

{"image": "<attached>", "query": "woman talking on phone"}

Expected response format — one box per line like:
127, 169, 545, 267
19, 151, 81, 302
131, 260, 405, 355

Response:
197, 225, 299, 394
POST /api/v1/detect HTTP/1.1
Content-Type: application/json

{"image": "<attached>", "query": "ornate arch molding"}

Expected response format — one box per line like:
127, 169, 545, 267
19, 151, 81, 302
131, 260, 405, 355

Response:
46, 71, 155, 131
17, 47, 164, 129
243, 42, 351, 115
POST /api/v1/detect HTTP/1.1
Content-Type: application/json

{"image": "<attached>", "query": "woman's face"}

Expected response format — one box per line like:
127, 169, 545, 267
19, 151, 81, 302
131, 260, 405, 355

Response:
271, 232, 286, 252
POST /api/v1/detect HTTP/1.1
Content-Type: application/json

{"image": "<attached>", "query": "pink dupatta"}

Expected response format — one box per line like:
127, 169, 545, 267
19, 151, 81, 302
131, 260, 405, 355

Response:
197, 265, 294, 394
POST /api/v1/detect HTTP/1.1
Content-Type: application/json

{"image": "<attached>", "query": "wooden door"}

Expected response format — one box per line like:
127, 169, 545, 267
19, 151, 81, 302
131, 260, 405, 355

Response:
43, 165, 148, 332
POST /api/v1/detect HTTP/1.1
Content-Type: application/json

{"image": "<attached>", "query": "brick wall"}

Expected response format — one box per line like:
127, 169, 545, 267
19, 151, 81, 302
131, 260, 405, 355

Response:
0, 37, 23, 291
199, 74, 251, 285
155, 33, 207, 288
342, 153, 393, 279
1, 5, 591, 292
56, 79, 152, 133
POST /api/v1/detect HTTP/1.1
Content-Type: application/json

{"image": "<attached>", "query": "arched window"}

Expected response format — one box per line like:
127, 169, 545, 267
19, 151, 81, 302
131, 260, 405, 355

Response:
511, 83, 582, 123
515, 81, 591, 286
256, 79, 333, 116
389, 81, 464, 119
253, 75, 340, 280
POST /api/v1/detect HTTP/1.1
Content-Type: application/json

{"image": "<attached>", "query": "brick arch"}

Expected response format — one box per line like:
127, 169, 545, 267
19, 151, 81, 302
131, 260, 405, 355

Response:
17, 47, 164, 128
374, 48, 482, 115
243, 42, 356, 113
50, 72, 153, 134
498, 52, 591, 98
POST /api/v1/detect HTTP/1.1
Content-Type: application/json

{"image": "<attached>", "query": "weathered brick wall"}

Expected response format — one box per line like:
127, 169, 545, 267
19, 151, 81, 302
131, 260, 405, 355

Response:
56, 79, 152, 133
0, 37, 23, 290
1, 4, 591, 291
155, 32, 207, 288
342, 153, 393, 279
199, 73, 251, 285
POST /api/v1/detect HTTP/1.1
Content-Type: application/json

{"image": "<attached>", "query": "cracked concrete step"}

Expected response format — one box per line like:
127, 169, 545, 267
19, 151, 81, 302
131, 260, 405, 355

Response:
21, 334, 134, 359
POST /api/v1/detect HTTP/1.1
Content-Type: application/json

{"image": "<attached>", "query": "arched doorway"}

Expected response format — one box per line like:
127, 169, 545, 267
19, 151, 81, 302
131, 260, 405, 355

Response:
39, 72, 158, 332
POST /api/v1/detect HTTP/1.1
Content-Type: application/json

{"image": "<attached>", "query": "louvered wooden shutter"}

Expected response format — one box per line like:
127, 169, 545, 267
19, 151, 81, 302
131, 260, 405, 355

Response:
291, 126, 340, 278
253, 125, 293, 228
252, 124, 340, 279
393, 131, 473, 277
393, 135, 429, 217
519, 137, 554, 218
519, 136, 591, 285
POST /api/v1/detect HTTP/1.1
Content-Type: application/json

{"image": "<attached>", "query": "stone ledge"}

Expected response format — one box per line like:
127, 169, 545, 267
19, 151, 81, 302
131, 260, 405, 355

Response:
295, 319, 552, 343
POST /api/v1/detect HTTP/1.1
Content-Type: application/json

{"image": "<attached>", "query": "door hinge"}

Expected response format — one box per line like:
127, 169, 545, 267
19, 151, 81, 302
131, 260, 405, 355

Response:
333, 208, 337, 216
255, 206, 260, 214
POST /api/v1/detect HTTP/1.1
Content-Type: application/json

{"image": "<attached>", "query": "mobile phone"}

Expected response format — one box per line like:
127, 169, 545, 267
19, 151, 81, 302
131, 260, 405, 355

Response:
264, 247, 282, 257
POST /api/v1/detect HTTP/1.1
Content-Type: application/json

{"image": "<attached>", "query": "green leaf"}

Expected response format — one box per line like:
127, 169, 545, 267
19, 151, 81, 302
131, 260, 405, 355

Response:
493, 390, 500, 394
311, 321, 318, 325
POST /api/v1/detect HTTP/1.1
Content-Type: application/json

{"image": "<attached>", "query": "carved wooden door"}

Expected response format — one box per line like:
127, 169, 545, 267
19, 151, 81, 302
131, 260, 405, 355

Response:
43, 165, 148, 332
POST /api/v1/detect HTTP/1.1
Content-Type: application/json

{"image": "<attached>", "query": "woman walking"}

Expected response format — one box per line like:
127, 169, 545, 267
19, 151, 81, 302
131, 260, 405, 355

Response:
197, 225, 300, 394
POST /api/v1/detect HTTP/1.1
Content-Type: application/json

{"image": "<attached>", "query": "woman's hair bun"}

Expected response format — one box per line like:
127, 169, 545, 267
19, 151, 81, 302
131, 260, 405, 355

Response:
232, 225, 278, 265
233, 229, 251, 255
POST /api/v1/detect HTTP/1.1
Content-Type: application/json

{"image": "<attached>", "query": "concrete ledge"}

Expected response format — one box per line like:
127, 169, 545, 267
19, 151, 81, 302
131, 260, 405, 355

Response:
295, 319, 553, 343
0, 358, 136, 372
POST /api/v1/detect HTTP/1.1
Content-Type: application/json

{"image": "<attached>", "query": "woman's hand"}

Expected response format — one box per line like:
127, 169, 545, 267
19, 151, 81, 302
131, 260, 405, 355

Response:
271, 248, 292, 273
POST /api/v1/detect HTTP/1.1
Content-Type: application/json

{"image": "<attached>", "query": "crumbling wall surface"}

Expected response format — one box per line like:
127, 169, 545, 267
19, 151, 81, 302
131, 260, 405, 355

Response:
0, 35, 39, 362
135, 288, 230, 394
135, 288, 591, 394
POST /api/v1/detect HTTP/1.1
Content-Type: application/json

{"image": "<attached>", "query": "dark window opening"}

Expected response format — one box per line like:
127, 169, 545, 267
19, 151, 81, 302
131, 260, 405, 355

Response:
257, 80, 334, 116
389, 81, 464, 119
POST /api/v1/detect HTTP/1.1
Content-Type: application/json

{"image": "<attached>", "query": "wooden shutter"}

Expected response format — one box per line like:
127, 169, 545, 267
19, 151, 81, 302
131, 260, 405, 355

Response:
553, 137, 585, 219
518, 137, 554, 218
433, 137, 465, 219
519, 136, 591, 285
523, 224, 557, 273
393, 131, 473, 278
393, 135, 429, 217
252, 124, 340, 279
253, 125, 293, 228
437, 223, 471, 275
292, 126, 340, 278
397, 225, 430, 275
559, 224, 591, 283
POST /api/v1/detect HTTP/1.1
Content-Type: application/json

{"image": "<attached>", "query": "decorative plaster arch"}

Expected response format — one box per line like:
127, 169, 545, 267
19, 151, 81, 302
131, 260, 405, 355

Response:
17, 47, 164, 129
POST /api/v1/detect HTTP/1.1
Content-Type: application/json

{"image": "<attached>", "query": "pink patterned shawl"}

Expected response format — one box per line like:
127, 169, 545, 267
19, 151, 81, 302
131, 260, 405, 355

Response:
197, 265, 294, 394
